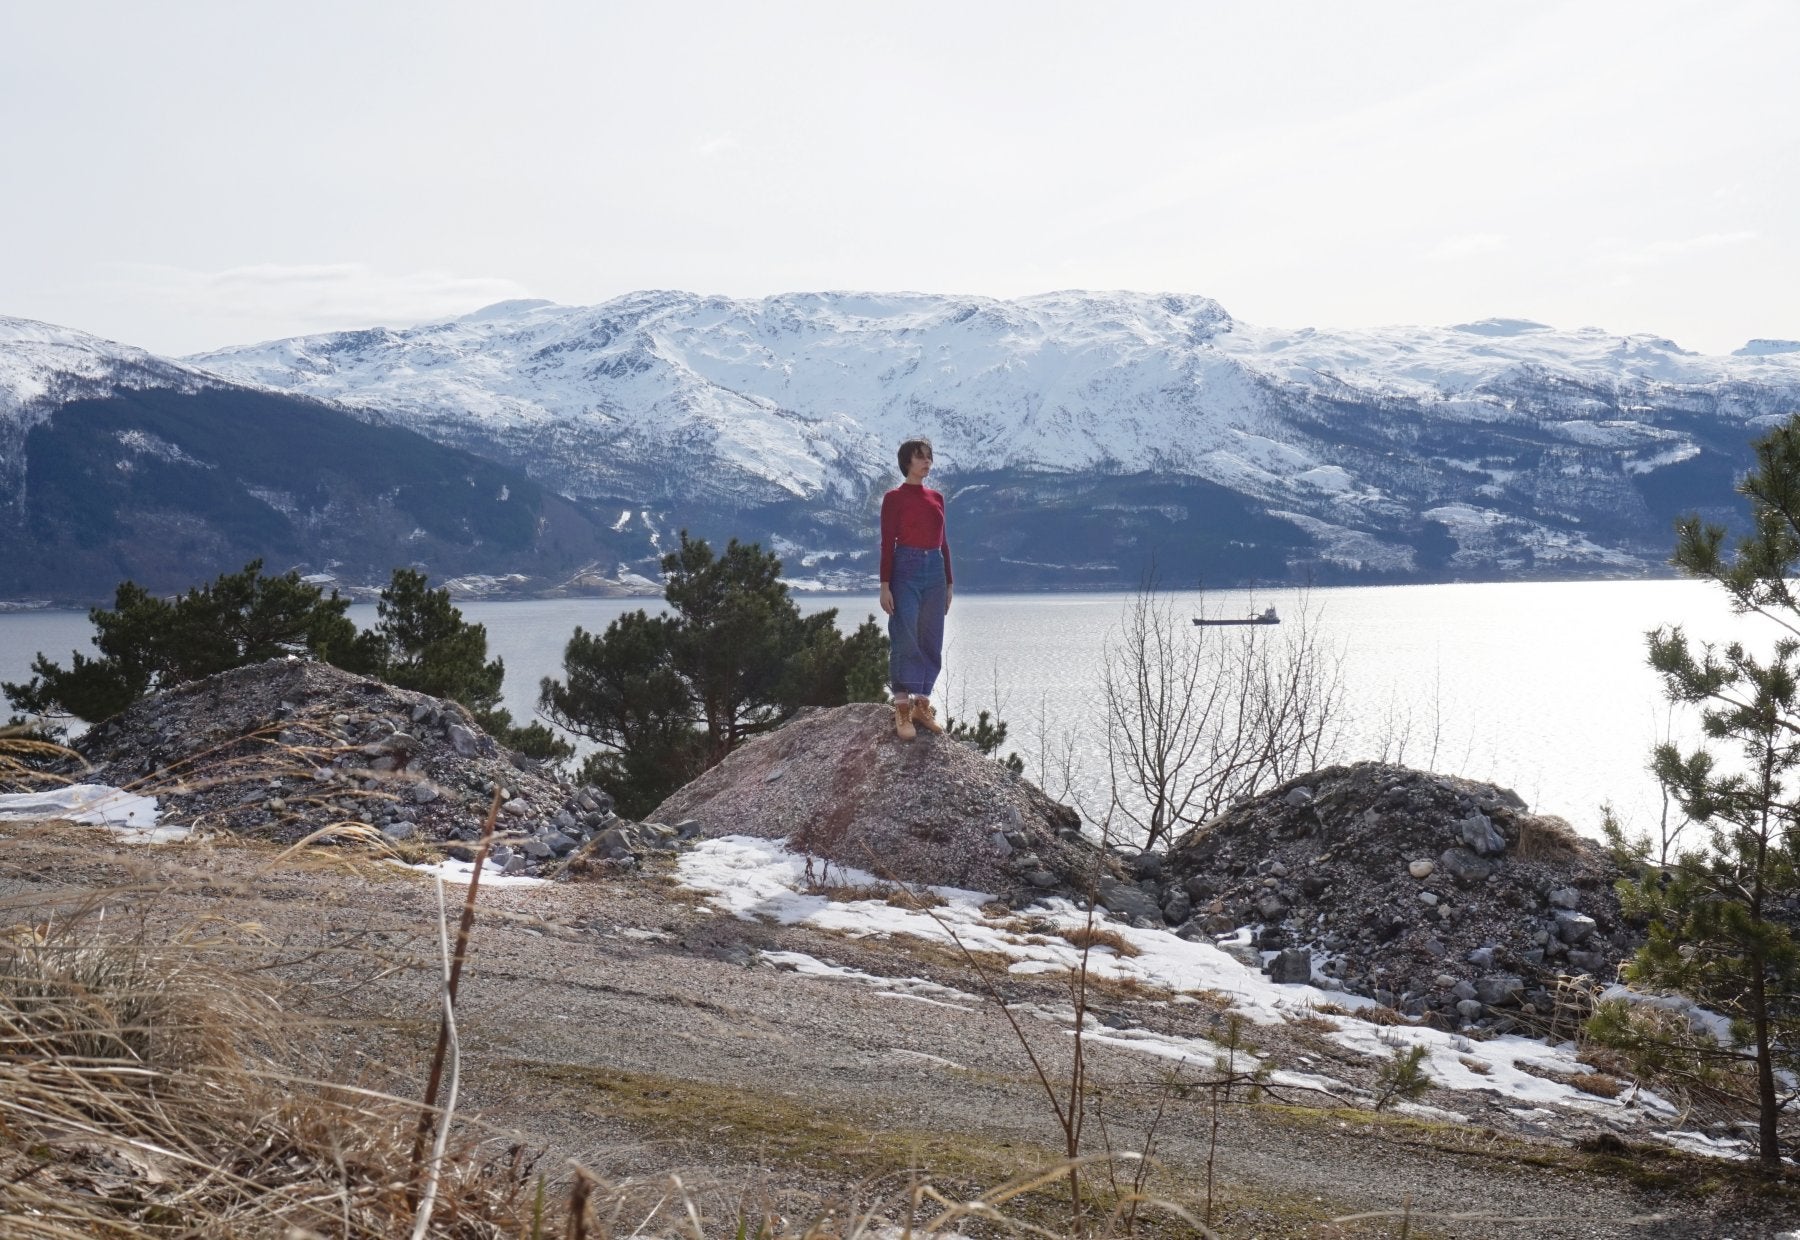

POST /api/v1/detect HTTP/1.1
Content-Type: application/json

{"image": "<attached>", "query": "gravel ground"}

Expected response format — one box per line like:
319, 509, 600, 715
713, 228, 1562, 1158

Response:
3, 825, 1794, 1239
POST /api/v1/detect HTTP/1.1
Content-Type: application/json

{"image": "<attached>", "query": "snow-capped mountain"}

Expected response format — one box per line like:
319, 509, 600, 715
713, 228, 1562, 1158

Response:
183, 291, 1800, 587
0, 316, 646, 601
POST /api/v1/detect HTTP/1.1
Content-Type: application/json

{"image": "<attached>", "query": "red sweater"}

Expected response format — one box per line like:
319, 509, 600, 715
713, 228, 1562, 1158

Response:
879, 484, 952, 584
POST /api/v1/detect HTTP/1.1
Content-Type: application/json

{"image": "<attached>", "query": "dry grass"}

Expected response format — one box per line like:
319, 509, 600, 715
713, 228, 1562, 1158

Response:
1569, 1072, 1626, 1099
0, 896, 541, 1237
1350, 1005, 1414, 1027
1514, 813, 1583, 861
1458, 1056, 1493, 1076
812, 881, 948, 910
1061, 926, 1143, 958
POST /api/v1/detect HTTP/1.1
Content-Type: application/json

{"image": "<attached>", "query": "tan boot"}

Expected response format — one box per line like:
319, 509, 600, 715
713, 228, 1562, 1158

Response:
892, 696, 916, 740
911, 698, 945, 735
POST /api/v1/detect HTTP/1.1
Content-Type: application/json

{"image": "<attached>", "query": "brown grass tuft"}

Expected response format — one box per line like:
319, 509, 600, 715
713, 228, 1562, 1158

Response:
1568, 1072, 1626, 1099
1514, 813, 1583, 861
1061, 925, 1142, 957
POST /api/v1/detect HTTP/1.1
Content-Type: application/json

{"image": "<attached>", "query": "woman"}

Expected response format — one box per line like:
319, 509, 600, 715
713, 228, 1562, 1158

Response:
878, 437, 953, 739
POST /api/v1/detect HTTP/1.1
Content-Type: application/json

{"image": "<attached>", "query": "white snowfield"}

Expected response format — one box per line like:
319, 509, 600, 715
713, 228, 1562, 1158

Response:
677, 835, 1755, 1161
176, 292, 1800, 506
0, 783, 179, 842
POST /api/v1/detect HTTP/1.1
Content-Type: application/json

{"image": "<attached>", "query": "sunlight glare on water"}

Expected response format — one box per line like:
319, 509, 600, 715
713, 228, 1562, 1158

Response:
0, 579, 1758, 841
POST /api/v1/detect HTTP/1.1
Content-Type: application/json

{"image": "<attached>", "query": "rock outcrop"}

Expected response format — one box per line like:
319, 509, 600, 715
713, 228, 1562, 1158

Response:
649, 703, 1115, 896
50, 659, 636, 876
1159, 762, 1627, 1028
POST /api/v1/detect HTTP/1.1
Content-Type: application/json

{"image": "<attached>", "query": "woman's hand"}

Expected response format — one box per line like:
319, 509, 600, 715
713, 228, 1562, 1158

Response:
945, 582, 953, 613
880, 583, 895, 615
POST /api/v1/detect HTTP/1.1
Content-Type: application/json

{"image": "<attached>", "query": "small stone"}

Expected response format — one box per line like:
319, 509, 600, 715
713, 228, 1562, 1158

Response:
1267, 861, 1289, 879
501, 798, 529, 817
1466, 946, 1497, 969
1456, 999, 1484, 1020
1409, 859, 1435, 880
1433, 973, 1458, 989
266, 798, 286, 812
1283, 786, 1314, 807
545, 831, 577, 856
1097, 878, 1163, 923
1131, 850, 1164, 880
1417, 891, 1439, 907
1458, 812, 1507, 857
1439, 847, 1493, 883
1027, 869, 1058, 889
1268, 947, 1313, 983
1452, 981, 1477, 1001
382, 822, 417, 842
1422, 937, 1446, 958
1555, 911, 1597, 945
1301, 875, 1329, 897
446, 723, 479, 757
1162, 893, 1192, 924
990, 832, 1014, 857
520, 838, 553, 860
1549, 886, 1581, 910
1475, 974, 1524, 1006
1257, 894, 1290, 921
501, 856, 527, 876
764, 763, 787, 783
411, 782, 440, 805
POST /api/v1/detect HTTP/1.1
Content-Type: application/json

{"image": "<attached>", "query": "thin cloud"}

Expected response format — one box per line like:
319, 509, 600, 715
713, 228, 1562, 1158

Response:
112, 262, 532, 335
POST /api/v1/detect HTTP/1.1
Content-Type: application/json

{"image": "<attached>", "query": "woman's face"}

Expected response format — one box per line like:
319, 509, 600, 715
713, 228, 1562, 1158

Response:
906, 446, 933, 483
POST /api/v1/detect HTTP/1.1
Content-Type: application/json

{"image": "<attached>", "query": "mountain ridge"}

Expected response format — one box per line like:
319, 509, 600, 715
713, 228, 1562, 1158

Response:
5, 292, 1800, 598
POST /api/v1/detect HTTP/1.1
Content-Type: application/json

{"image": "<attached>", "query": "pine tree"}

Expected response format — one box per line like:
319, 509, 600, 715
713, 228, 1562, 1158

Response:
540, 531, 888, 816
1611, 414, 1800, 1170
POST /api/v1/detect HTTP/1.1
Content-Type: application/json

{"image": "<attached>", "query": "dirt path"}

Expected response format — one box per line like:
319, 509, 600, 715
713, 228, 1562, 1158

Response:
3, 828, 1789, 1238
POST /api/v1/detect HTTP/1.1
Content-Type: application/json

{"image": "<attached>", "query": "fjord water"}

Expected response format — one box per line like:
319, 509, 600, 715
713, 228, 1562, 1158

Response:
0, 580, 1748, 840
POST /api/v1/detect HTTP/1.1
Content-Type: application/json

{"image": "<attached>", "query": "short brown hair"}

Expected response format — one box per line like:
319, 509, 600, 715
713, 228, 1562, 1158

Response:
897, 437, 933, 475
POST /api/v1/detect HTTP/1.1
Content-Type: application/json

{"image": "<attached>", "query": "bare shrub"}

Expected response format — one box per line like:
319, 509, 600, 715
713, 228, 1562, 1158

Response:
1100, 580, 1346, 850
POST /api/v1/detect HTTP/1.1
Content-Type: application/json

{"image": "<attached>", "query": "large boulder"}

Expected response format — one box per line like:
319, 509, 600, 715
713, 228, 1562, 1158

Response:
649, 703, 1113, 894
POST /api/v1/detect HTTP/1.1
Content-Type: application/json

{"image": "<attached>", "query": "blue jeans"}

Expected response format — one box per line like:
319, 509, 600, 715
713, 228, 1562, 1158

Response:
888, 546, 946, 697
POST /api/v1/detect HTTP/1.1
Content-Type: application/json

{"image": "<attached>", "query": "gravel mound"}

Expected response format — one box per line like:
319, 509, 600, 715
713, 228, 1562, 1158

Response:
1158, 762, 1627, 1029
52, 658, 645, 876
649, 702, 1116, 896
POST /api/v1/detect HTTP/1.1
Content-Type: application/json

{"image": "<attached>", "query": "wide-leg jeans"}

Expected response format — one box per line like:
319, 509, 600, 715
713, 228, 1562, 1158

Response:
888, 546, 946, 697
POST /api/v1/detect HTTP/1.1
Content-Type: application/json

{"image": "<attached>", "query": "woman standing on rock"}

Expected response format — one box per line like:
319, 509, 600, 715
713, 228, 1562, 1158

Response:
879, 437, 952, 740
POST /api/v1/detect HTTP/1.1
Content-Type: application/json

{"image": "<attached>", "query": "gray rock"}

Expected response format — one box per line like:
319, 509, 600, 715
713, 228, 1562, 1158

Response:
1257, 894, 1290, 921
501, 798, 530, 817
1220, 941, 1263, 968
1458, 812, 1507, 857
1162, 892, 1192, 924
1408, 859, 1435, 879
1268, 947, 1313, 983
1475, 974, 1524, 1006
1417, 891, 1439, 907
1026, 869, 1058, 888
381, 822, 417, 842
1422, 937, 1446, 958
490, 844, 514, 867
1549, 886, 1582, 910
764, 763, 788, 783
1283, 786, 1315, 806
1438, 847, 1494, 882
446, 722, 480, 756
1131, 850, 1164, 880
411, 781, 440, 805
1567, 949, 1607, 973
554, 809, 578, 831
989, 831, 1014, 857
1555, 911, 1597, 945
674, 819, 703, 840
520, 838, 553, 860
501, 855, 527, 876
1202, 913, 1238, 935
545, 831, 577, 856
597, 827, 632, 853
1452, 980, 1478, 1001
1097, 878, 1164, 924
1466, 945, 1498, 969
1456, 999, 1485, 1020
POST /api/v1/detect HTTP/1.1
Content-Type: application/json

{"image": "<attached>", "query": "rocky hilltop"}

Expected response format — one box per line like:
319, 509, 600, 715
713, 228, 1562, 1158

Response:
649, 702, 1117, 896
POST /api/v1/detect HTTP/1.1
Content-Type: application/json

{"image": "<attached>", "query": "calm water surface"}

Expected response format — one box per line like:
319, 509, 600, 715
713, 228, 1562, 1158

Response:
0, 581, 1753, 839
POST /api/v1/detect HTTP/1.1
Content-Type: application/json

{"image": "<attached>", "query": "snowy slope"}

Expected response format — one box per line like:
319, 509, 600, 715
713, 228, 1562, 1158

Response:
0, 315, 221, 425
187, 292, 1800, 511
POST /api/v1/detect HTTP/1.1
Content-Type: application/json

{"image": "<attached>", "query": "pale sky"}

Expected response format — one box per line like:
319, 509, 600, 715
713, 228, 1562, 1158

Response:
2, 0, 1795, 357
